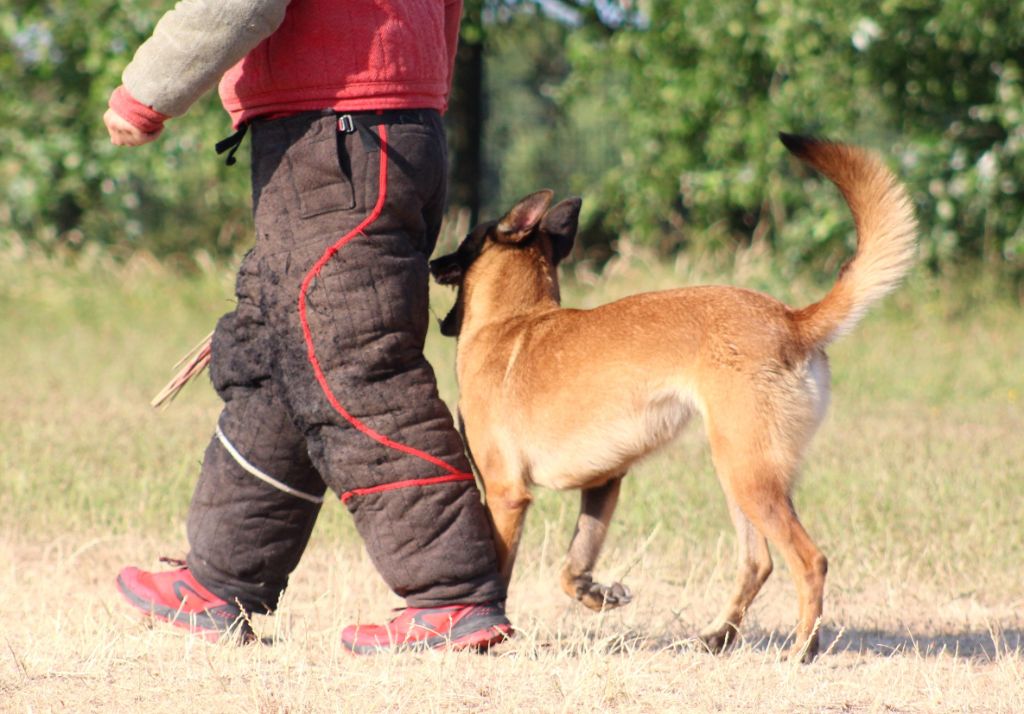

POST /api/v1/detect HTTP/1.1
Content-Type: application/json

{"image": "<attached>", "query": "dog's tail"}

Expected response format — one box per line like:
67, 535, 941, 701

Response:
781, 133, 917, 349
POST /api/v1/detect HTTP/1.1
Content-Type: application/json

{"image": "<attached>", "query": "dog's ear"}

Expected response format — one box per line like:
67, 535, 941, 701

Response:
541, 197, 582, 263
496, 190, 554, 244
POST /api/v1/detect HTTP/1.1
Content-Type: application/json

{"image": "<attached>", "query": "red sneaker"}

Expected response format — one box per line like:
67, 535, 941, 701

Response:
341, 602, 512, 654
116, 565, 253, 642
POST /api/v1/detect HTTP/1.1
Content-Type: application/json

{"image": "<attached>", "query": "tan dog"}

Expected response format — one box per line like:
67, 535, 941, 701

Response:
429, 134, 917, 662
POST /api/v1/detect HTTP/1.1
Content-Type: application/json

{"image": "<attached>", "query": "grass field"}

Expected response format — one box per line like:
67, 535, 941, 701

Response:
1, 240, 1022, 712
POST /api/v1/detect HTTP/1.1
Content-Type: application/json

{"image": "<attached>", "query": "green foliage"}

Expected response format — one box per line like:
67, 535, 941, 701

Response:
554, 0, 1024, 278
0, 0, 250, 263
479, 3, 631, 257
866, 2, 1024, 269
482, 7, 573, 209
3, 0, 1023, 284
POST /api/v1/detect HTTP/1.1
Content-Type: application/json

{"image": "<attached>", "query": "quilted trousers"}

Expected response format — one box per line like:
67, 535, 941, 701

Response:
184, 110, 505, 613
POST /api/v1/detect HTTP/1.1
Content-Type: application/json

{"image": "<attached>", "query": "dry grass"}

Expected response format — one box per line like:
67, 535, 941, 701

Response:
2, 532, 1021, 713
1, 245, 1023, 711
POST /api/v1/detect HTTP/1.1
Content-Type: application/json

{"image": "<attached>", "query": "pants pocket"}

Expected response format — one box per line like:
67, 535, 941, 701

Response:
288, 121, 357, 218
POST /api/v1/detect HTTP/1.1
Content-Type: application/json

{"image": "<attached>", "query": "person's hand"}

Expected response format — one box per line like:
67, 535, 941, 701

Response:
104, 109, 163, 146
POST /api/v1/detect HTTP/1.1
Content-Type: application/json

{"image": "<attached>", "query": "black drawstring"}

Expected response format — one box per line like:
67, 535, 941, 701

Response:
215, 123, 249, 166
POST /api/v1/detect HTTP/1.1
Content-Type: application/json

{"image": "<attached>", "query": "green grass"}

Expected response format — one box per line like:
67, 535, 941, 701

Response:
1, 243, 1022, 601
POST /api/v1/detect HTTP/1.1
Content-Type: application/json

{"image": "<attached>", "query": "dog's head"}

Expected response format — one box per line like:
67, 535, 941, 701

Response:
429, 190, 582, 337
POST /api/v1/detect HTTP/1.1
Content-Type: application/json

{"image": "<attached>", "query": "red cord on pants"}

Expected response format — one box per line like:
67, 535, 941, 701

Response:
296, 122, 474, 500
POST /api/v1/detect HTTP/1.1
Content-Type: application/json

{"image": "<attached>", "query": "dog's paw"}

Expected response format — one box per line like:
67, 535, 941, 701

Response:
574, 579, 633, 611
786, 634, 820, 664
698, 623, 739, 654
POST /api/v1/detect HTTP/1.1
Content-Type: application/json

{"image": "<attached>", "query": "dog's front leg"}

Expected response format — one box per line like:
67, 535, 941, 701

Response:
485, 480, 533, 585
560, 476, 632, 611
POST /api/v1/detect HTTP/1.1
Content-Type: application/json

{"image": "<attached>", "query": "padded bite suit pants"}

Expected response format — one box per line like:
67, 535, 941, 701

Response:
184, 110, 505, 613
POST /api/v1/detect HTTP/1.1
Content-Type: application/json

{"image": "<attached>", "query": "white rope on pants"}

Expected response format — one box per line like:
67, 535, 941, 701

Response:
215, 424, 324, 505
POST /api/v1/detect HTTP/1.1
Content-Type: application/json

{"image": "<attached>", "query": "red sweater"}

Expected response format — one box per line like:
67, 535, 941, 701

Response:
111, 0, 462, 132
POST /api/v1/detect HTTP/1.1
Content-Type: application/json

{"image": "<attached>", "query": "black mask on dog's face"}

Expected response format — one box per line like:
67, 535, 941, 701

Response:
429, 191, 582, 337
429, 220, 495, 336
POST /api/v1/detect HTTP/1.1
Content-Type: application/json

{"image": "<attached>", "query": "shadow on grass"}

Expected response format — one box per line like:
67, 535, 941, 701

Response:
559, 626, 1024, 661
815, 627, 1024, 659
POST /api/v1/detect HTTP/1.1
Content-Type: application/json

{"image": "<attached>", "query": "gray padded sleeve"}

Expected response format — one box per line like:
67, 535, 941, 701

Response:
122, 0, 291, 117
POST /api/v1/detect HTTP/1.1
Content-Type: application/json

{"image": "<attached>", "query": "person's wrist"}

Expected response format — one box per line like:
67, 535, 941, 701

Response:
108, 85, 169, 134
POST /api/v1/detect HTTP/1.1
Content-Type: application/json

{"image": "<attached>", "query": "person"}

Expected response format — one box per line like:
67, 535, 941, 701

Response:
105, 0, 512, 653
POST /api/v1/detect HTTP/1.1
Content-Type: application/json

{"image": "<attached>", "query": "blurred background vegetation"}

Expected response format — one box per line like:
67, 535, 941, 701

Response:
2, 0, 1023, 291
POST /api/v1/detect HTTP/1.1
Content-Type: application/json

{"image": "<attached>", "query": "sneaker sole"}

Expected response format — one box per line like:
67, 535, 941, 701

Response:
341, 613, 514, 655
116, 573, 252, 643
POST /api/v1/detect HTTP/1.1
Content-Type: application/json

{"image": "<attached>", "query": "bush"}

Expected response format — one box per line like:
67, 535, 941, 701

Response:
3, 0, 1022, 288
1, 0, 251, 264
558, 0, 1024, 282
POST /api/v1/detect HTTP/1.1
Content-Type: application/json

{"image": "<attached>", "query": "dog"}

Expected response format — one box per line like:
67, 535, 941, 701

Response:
428, 134, 917, 662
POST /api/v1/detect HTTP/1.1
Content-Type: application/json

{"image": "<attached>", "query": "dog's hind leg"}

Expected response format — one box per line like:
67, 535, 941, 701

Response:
560, 476, 632, 611
702, 381, 828, 663
710, 447, 827, 662
698, 494, 773, 654
738, 482, 826, 663
750, 492, 826, 663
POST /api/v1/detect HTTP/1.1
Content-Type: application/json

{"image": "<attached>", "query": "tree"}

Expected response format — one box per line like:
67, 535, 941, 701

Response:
3, 0, 1023, 285
1, 1, 255, 262
446, 0, 487, 226
560, 0, 1024, 279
